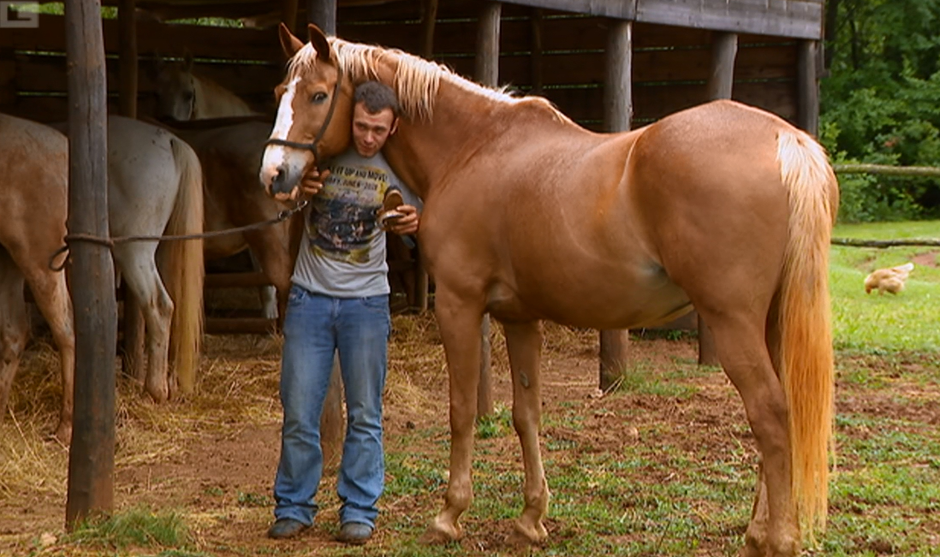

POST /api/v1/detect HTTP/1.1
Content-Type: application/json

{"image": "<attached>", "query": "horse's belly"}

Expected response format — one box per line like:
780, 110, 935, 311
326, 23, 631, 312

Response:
487, 268, 692, 330
204, 233, 248, 261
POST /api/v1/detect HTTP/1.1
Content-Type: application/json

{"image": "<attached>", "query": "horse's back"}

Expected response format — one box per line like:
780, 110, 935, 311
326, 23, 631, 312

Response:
106, 116, 186, 238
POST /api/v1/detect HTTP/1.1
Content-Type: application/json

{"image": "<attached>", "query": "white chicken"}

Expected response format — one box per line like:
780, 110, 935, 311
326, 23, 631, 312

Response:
864, 262, 914, 295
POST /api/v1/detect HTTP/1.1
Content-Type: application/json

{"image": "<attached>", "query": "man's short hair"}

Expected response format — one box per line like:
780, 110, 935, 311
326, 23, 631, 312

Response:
354, 81, 400, 118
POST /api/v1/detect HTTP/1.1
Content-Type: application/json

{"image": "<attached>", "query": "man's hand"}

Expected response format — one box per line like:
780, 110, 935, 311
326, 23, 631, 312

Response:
271, 168, 330, 203
384, 204, 419, 236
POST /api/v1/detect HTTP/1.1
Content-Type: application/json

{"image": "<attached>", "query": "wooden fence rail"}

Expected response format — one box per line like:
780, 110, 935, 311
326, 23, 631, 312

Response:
833, 163, 940, 178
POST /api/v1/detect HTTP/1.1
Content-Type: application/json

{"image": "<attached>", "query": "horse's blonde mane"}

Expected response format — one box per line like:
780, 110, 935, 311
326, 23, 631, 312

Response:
287, 37, 569, 123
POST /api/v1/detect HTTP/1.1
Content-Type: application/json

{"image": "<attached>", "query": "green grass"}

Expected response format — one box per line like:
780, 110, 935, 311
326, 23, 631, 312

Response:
53, 507, 193, 554
829, 220, 940, 351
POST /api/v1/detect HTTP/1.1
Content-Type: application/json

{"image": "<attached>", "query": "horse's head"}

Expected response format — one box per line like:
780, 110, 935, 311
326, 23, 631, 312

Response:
259, 23, 353, 197
153, 53, 197, 121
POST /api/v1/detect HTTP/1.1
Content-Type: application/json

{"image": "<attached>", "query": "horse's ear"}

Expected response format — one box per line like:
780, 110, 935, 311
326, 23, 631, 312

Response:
183, 51, 194, 72
307, 23, 332, 62
279, 22, 305, 59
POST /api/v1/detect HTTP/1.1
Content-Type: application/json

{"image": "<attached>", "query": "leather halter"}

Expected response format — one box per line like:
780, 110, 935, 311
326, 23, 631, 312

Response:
264, 64, 344, 173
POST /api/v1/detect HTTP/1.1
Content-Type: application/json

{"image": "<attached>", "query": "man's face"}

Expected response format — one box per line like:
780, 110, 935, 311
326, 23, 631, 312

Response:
351, 103, 397, 158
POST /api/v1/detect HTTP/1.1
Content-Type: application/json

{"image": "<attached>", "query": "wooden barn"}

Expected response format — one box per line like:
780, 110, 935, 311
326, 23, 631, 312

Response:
1, 0, 824, 132
1, 0, 825, 323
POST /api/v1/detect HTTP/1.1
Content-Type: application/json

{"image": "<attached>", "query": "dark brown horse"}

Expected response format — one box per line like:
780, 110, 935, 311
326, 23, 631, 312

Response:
259, 25, 839, 557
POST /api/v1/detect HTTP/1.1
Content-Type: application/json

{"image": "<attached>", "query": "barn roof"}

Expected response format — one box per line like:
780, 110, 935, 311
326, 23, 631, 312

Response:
97, 0, 825, 40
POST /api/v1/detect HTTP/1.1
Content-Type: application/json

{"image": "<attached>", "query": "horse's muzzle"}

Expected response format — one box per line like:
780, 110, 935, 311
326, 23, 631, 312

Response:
271, 164, 293, 195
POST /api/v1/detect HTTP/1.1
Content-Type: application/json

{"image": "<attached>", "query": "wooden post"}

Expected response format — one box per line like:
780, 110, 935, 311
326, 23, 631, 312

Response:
529, 9, 543, 95
117, 0, 145, 384
306, 0, 343, 469
707, 32, 737, 100
421, 0, 438, 59
307, 0, 335, 35
697, 31, 739, 368
65, 0, 118, 528
797, 40, 819, 136
282, 0, 299, 35
474, 1, 500, 418
413, 0, 437, 312
598, 19, 632, 392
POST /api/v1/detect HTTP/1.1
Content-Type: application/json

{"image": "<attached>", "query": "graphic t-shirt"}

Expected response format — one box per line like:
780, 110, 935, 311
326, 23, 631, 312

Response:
292, 149, 418, 297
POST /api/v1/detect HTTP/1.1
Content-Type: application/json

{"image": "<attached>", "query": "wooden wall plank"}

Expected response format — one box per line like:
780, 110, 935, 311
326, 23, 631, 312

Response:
541, 80, 796, 125
635, 0, 823, 40
0, 14, 280, 62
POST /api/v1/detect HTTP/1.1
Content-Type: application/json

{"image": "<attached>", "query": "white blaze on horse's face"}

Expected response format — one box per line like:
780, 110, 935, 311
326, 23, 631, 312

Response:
260, 76, 315, 196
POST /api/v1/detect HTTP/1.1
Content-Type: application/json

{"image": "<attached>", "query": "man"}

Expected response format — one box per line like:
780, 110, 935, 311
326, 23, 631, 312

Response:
266, 81, 420, 545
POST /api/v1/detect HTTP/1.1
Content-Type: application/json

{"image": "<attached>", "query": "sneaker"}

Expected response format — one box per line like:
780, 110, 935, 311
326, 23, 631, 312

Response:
267, 518, 309, 539
336, 522, 373, 545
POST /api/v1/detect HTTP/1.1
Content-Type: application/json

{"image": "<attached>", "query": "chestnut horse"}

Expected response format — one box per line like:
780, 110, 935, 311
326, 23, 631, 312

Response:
260, 25, 839, 557
0, 114, 204, 443
0, 114, 74, 442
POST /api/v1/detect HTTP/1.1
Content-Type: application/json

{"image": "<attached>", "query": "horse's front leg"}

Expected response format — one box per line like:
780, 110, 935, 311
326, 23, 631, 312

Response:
421, 287, 484, 544
504, 320, 549, 544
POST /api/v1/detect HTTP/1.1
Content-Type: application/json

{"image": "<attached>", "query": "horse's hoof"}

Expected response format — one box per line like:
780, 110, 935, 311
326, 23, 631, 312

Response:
145, 383, 169, 403
418, 522, 461, 545
53, 422, 72, 445
508, 521, 548, 546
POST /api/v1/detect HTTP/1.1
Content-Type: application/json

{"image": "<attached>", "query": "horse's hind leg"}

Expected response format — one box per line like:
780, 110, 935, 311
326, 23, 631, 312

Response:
698, 311, 799, 557
503, 320, 550, 544
244, 227, 292, 327
248, 250, 278, 320
5, 249, 75, 443
114, 245, 173, 402
0, 249, 30, 427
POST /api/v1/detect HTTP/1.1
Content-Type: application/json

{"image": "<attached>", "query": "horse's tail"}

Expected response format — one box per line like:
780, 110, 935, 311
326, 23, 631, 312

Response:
775, 128, 839, 537
161, 137, 205, 395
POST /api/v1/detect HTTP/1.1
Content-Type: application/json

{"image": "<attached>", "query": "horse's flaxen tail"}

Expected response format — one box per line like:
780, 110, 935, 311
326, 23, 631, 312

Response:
161, 137, 205, 395
775, 128, 839, 538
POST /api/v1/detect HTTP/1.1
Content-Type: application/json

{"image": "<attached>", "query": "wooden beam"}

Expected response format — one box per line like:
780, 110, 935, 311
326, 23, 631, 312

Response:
307, 0, 336, 34
306, 0, 342, 472
697, 31, 739, 368
797, 39, 819, 136
65, 0, 118, 529
599, 19, 632, 392
421, 0, 438, 59
501, 0, 637, 20
282, 0, 299, 34
117, 0, 146, 385
475, 1, 501, 419
475, 2, 501, 88
529, 8, 543, 95
706, 32, 737, 101
603, 20, 632, 131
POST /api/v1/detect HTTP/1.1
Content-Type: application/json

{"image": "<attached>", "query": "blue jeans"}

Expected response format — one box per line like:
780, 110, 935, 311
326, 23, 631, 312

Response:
272, 285, 390, 528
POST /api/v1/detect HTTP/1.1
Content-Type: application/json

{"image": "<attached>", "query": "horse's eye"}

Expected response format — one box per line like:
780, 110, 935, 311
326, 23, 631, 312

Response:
311, 92, 328, 104
183, 91, 194, 101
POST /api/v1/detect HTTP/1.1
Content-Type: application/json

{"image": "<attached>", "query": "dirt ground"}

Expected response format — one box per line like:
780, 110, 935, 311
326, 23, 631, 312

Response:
1, 309, 936, 556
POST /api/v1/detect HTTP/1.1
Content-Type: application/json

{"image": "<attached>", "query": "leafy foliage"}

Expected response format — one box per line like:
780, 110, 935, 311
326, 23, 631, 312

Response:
822, 0, 940, 221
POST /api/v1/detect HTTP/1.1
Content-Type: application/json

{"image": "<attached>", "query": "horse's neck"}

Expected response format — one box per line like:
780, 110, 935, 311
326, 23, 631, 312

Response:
383, 82, 582, 199
193, 76, 256, 118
